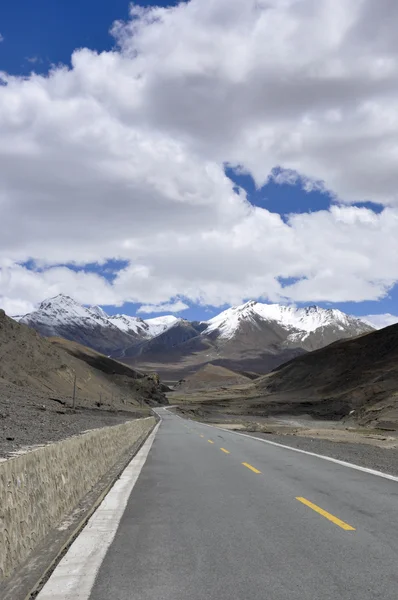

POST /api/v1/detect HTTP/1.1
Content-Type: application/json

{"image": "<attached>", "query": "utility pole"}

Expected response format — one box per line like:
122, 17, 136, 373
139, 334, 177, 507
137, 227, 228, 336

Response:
72, 372, 77, 409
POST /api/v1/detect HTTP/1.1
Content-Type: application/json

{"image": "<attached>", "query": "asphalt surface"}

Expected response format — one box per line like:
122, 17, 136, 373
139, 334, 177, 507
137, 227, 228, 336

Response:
245, 430, 398, 477
89, 408, 398, 600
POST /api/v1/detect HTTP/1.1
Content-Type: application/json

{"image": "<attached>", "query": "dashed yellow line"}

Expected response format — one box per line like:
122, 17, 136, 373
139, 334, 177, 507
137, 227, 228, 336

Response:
242, 462, 261, 474
296, 497, 356, 531
200, 434, 204, 438
208, 439, 214, 444
220, 448, 230, 454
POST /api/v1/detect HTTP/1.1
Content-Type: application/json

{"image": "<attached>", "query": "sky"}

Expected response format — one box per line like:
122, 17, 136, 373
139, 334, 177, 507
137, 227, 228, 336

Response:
0, 0, 398, 329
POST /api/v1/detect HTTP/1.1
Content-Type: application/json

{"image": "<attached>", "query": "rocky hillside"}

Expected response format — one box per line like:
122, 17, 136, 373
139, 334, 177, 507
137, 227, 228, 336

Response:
0, 308, 166, 404
0, 309, 167, 455
252, 324, 398, 427
174, 364, 252, 393
0, 310, 167, 456
120, 320, 208, 360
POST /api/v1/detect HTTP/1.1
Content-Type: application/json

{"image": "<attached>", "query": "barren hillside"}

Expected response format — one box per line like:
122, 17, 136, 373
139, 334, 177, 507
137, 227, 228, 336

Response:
172, 325, 398, 429
0, 309, 166, 456
174, 364, 251, 392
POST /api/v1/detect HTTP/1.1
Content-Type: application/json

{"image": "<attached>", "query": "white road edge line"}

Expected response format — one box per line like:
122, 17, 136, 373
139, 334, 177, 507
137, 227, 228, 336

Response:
166, 408, 398, 484
37, 421, 161, 600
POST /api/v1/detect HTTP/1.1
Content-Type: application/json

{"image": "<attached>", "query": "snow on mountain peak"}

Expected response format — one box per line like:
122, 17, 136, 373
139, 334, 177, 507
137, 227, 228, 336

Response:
107, 314, 150, 337
89, 305, 109, 320
13, 294, 373, 356
14, 293, 183, 343
144, 315, 181, 338
38, 293, 76, 310
33, 294, 98, 323
203, 301, 369, 340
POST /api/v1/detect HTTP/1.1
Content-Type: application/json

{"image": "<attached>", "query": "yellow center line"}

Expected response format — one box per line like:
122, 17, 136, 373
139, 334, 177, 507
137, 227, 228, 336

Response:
208, 439, 214, 444
220, 448, 230, 454
296, 497, 356, 531
200, 434, 204, 438
242, 462, 261, 474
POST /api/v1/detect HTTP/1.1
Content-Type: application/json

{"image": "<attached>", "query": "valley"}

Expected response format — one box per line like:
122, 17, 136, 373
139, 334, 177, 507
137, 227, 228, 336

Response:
171, 322, 398, 432
14, 294, 373, 382
8, 293, 398, 434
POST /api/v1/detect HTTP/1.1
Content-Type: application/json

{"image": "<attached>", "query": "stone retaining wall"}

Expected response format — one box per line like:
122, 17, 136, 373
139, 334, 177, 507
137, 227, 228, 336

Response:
0, 417, 155, 581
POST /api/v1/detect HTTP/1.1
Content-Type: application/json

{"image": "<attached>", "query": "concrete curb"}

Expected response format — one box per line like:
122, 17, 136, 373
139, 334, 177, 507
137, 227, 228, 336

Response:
0, 419, 156, 600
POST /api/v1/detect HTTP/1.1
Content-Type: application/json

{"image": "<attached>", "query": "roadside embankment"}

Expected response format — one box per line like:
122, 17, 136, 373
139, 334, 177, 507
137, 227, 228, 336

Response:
0, 416, 155, 584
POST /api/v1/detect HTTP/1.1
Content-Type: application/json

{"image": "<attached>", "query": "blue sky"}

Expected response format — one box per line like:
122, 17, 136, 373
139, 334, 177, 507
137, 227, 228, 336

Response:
1, 0, 397, 326
0, 1, 187, 76
0, 1, 159, 75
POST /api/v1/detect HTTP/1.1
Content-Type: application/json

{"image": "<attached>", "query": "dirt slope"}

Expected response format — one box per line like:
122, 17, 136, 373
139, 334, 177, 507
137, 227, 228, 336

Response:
0, 311, 166, 405
172, 325, 398, 430
174, 364, 251, 392
0, 309, 166, 456
253, 324, 398, 426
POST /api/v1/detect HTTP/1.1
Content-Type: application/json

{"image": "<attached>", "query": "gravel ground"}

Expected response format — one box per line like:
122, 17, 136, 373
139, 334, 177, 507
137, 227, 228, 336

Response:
0, 385, 151, 459
244, 431, 398, 477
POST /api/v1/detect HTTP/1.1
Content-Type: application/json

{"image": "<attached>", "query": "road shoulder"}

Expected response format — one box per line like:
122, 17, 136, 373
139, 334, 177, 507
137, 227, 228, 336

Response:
237, 430, 398, 478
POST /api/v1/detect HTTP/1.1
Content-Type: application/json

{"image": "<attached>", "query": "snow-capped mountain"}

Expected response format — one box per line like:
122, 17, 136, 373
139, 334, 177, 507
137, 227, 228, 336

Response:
106, 314, 181, 341
88, 305, 109, 320
12, 295, 374, 376
107, 314, 150, 338
203, 300, 372, 351
14, 294, 110, 337
120, 301, 374, 379
14, 294, 139, 356
145, 316, 181, 337
13, 294, 182, 356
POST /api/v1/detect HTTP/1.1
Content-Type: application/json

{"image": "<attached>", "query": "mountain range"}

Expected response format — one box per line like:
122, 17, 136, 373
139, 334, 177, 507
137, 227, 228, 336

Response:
174, 322, 398, 429
14, 295, 179, 356
13, 294, 374, 380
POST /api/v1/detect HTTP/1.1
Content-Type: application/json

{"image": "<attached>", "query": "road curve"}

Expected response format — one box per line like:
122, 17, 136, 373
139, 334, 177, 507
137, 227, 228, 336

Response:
46, 408, 398, 599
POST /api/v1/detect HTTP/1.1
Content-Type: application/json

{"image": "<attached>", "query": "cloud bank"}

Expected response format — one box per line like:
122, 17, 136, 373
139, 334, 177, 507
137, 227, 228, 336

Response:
137, 300, 189, 314
362, 313, 398, 330
1, 0, 398, 314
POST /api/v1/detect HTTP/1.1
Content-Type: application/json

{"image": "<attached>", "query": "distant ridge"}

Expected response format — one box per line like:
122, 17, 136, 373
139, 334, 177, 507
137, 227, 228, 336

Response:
13, 295, 374, 378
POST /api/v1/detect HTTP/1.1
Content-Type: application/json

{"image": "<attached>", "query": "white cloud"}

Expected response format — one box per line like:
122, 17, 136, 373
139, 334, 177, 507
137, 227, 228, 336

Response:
1, 0, 398, 315
361, 314, 398, 329
0, 263, 118, 315
0, 34, 4, 43
137, 300, 189, 314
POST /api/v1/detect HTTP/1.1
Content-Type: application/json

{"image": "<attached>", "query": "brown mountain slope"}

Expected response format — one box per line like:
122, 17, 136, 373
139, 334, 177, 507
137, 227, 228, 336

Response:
174, 364, 251, 393
131, 301, 371, 378
122, 319, 306, 382
0, 309, 166, 456
172, 325, 398, 430
122, 304, 372, 381
253, 324, 398, 426
0, 310, 166, 406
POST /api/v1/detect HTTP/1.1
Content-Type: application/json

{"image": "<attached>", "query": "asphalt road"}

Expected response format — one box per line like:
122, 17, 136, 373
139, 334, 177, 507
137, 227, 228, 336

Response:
88, 408, 398, 600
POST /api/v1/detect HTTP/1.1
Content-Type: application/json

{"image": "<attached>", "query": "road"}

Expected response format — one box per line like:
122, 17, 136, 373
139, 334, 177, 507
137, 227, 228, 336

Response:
41, 408, 398, 600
